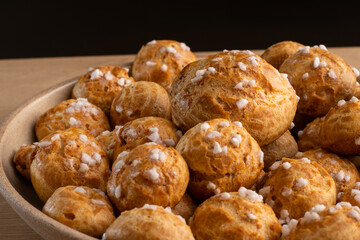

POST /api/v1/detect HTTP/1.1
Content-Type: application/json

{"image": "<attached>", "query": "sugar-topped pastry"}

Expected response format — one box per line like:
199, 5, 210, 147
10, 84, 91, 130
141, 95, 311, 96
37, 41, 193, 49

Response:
261, 130, 298, 170
107, 143, 189, 212
259, 158, 336, 220
176, 118, 264, 201
131, 40, 196, 92
294, 149, 360, 194
96, 126, 123, 164
35, 98, 110, 140
30, 128, 110, 202
297, 116, 323, 152
319, 96, 360, 155
171, 193, 197, 224
72, 66, 135, 115
110, 81, 171, 127
42, 186, 115, 238
112, 116, 181, 163
282, 202, 360, 240
103, 204, 194, 240
13, 143, 36, 180
189, 189, 281, 240
279, 45, 357, 117
261, 40, 305, 69
170, 49, 297, 146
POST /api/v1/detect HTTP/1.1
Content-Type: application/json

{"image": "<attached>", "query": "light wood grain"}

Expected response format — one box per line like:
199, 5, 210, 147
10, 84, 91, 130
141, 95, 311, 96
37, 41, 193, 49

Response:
0, 47, 360, 239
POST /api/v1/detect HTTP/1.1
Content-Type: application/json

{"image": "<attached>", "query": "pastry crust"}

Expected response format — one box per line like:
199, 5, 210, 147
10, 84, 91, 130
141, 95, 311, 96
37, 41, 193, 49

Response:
297, 117, 323, 152
259, 158, 336, 220
294, 149, 360, 194
261, 130, 298, 170
189, 190, 281, 240
170, 50, 297, 146
107, 143, 189, 212
13, 144, 36, 180
95, 126, 123, 164
35, 98, 110, 141
104, 205, 194, 240
132, 40, 196, 92
279, 45, 357, 116
110, 81, 171, 127
176, 118, 264, 201
72, 66, 134, 115
30, 128, 110, 202
171, 193, 197, 224
319, 97, 360, 155
42, 185, 115, 238
261, 41, 305, 69
282, 202, 360, 240
112, 116, 181, 163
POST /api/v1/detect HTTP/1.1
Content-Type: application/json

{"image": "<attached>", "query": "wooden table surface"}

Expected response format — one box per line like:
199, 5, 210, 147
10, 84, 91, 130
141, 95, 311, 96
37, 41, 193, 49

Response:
0, 47, 360, 239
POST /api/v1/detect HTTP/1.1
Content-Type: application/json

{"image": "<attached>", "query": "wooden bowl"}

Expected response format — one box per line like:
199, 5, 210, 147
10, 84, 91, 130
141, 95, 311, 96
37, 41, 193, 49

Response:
0, 77, 98, 240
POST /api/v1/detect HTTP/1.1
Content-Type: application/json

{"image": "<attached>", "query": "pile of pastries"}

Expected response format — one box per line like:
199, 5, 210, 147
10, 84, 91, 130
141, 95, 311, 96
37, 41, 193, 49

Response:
13, 39, 360, 239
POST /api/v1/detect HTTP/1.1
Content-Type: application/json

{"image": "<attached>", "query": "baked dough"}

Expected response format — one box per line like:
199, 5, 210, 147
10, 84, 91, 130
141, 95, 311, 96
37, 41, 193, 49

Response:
131, 40, 196, 92
261, 130, 298, 170
282, 202, 360, 240
112, 116, 181, 163
189, 190, 281, 240
297, 117, 323, 152
170, 49, 297, 146
13, 144, 36, 180
259, 158, 336, 220
35, 98, 110, 141
30, 128, 110, 202
171, 193, 197, 224
261, 40, 305, 69
95, 126, 123, 164
294, 149, 360, 194
319, 96, 360, 155
42, 185, 115, 238
110, 81, 171, 127
279, 45, 357, 116
103, 204, 194, 240
176, 118, 264, 201
107, 143, 189, 212
72, 66, 134, 115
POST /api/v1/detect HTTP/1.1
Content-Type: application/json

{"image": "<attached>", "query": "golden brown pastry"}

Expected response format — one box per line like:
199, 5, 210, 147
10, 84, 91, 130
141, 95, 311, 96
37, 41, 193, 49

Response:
13, 144, 36, 180
72, 66, 135, 115
42, 185, 115, 238
319, 96, 360, 155
258, 158, 336, 220
103, 204, 194, 240
35, 98, 110, 141
96, 126, 123, 164
131, 40, 196, 92
261, 130, 298, 170
281, 202, 360, 240
107, 143, 189, 212
30, 128, 110, 202
294, 149, 360, 194
170, 49, 297, 146
171, 193, 197, 224
279, 45, 357, 117
261, 40, 305, 69
189, 190, 281, 240
338, 182, 360, 207
109, 81, 171, 127
112, 116, 181, 162
297, 116, 324, 152
176, 118, 264, 201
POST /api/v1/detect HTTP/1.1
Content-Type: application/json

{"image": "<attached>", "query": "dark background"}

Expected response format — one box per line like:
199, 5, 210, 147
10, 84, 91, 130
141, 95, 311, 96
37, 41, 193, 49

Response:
1, 1, 359, 59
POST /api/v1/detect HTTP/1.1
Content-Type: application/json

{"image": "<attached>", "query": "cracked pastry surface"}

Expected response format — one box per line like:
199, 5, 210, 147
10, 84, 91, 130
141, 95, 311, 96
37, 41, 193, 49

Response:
170, 49, 297, 146
176, 118, 264, 201
30, 128, 110, 202
42, 185, 115, 238
132, 40, 196, 92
